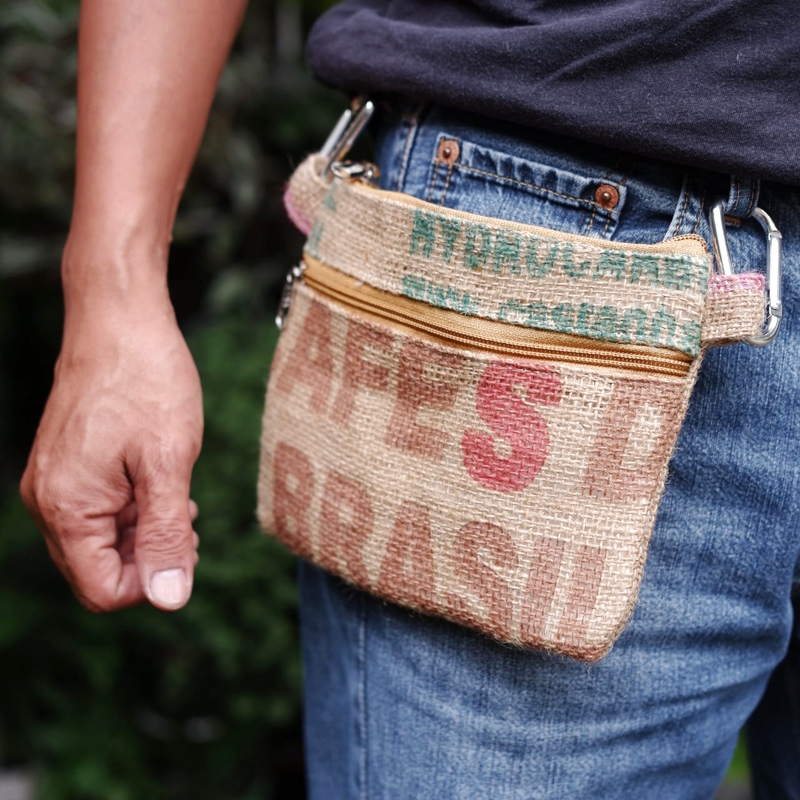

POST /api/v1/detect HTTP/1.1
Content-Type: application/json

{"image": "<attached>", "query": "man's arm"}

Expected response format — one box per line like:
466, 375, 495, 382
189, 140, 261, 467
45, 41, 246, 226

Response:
20, 0, 248, 612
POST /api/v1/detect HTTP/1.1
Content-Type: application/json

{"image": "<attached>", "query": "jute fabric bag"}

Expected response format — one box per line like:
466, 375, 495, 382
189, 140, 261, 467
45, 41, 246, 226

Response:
258, 156, 765, 662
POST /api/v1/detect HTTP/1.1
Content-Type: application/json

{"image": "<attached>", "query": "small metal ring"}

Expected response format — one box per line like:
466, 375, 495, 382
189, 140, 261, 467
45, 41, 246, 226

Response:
322, 98, 375, 178
329, 160, 379, 183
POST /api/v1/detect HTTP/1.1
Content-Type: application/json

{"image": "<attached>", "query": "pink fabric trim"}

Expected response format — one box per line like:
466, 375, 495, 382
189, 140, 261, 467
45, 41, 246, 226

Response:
284, 189, 312, 235
708, 273, 765, 296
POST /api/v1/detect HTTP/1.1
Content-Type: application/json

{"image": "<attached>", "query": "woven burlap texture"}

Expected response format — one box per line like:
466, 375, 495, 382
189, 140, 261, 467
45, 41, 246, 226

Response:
702, 273, 766, 345
258, 285, 701, 661
260, 155, 766, 662
284, 155, 765, 354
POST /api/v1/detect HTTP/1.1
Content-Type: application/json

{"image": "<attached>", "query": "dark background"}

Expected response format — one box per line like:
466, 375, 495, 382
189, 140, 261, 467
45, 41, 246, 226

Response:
0, 1, 750, 797
1, 1, 341, 797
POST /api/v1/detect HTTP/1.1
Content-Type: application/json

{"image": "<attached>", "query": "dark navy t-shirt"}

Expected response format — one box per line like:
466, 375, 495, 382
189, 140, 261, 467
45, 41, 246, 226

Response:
307, 0, 800, 185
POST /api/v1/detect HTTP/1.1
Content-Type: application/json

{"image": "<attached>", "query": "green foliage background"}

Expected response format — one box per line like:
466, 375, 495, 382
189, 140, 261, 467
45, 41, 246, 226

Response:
0, 1, 341, 797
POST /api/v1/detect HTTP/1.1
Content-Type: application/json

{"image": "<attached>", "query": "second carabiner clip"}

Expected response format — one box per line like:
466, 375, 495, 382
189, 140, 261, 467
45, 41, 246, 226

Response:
710, 199, 783, 346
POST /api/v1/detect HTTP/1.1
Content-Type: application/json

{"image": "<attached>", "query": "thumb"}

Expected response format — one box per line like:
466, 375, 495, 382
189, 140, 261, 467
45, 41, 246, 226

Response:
134, 468, 197, 611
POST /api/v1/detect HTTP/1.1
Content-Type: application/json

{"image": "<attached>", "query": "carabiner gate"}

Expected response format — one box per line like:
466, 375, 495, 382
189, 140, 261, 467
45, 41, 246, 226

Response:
321, 96, 375, 178
710, 199, 783, 346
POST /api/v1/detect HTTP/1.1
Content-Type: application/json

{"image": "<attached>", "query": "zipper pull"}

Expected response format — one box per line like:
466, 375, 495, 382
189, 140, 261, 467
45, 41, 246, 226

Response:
275, 262, 306, 330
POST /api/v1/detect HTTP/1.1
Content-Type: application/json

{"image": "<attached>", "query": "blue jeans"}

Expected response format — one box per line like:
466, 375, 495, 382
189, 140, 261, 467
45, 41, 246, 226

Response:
298, 104, 800, 799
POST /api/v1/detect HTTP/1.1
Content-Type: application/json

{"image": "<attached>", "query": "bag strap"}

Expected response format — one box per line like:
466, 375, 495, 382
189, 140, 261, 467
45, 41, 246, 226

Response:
284, 154, 765, 350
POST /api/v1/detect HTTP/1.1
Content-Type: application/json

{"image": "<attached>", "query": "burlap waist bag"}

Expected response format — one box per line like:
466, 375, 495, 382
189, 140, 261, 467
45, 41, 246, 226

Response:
258, 154, 766, 662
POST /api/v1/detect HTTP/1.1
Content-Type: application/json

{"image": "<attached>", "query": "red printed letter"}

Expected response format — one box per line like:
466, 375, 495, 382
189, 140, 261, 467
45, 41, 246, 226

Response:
385, 340, 465, 461
519, 536, 567, 645
272, 442, 315, 560
449, 520, 518, 636
378, 502, 435, 601
331, 319, 395, 427
583, 379, 683, 502
555, 545, 607, 658
462, 361, 562, 492
275, 299, 334, 414
319, 472, 374, 587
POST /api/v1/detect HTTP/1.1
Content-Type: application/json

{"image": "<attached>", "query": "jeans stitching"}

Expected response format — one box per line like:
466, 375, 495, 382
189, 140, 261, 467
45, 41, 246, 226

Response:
357, 592, 367, 800
744, 179, 758, 218
583, 163, 615, 236
584, 203, 598, 236
601, 160, 637, 238
440, 135, 460, 206
440, 162, 453, 205
692, 185, 707, 236
425, 131, 447, 202
454, 163, 617, 211
396, 105, 424, 193
426, 157, 441, 203
674, 175, 693, 236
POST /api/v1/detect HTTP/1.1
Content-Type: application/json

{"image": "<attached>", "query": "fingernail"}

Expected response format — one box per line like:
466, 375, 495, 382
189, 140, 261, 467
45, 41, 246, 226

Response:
149, 568, 190, 608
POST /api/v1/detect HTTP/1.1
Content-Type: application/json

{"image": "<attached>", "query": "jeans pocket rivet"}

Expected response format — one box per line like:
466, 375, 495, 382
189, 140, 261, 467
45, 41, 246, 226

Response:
438, 139, 460, 165
595, 184, 620, 210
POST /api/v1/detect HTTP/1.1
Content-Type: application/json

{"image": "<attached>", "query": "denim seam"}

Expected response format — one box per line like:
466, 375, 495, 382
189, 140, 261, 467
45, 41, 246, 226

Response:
584, 204, 598, 236
584, 163, 615, 236
453, 163, 618, 213
744, 179, 758, 218
599, 160, 637, 238
396, 106, 424, 193
425, 159, 440, 203
692, 184, 707, 236
724, 177, 759, 222
357, 591, 367, 800
440, 162, 453, 205
673, 175, 693, 237
439, 135, 460, 206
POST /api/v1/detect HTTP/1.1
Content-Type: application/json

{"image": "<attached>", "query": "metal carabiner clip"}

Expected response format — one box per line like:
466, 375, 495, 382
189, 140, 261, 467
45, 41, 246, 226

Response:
321, 95, 375, 178
710, 199, 783, 346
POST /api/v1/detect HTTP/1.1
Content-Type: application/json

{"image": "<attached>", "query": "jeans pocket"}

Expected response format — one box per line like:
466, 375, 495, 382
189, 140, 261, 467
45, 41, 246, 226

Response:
420, 133, 627, 240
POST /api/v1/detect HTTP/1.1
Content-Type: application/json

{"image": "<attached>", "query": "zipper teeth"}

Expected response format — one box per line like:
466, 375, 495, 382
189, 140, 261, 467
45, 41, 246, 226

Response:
301, 259, 692, 378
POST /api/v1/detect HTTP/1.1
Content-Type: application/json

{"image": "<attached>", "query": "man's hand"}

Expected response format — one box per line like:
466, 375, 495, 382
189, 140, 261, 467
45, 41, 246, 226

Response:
21, 299, 203, 612
18, 0, 248, 611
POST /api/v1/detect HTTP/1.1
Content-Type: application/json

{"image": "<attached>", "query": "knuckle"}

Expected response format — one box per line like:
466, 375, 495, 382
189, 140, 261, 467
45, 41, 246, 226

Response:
20, 468, 80, 540
19, 472, 35, 511
20, 457, 48, 511
138, 516, 192, 560
138, 438, 199, 483
35, 482, 81, 532
29, 466, 104, 538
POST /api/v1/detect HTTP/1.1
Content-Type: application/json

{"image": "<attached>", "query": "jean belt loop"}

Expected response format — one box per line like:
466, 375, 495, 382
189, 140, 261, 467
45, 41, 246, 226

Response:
724, 175, 761, 221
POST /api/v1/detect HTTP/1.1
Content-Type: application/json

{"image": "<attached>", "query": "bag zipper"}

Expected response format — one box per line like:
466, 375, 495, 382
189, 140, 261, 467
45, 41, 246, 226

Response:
285, 256, 693, 378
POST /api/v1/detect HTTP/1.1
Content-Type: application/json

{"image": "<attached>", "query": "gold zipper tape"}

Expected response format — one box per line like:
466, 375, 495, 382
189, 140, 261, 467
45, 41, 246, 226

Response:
301, 255, 693, 378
